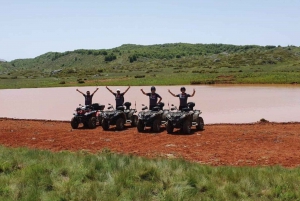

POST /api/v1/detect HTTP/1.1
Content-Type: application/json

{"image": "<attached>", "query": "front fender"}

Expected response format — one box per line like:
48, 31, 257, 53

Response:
85, 111, 97, 117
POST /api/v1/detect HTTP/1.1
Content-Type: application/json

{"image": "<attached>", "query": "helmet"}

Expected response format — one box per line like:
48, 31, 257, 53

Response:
180, 87, 186, 91
151, 86, 156, 91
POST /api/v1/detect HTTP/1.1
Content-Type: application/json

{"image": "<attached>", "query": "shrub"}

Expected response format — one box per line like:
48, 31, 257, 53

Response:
59, 81, 66, 84
134, 75, 145, 78
77, 79, 85, 84
129, 55, 137, 63
259, 118, 269, 123
104, 54, 117, 62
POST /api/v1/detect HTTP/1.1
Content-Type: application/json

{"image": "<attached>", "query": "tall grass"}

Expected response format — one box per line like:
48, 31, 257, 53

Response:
0, 146, 299, 200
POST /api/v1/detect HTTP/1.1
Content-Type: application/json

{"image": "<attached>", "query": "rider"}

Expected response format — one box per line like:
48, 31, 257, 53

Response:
76, 88, 99, 105
168, 87, 195, 110
141, 86, 162, 110
106, 86, 130, 108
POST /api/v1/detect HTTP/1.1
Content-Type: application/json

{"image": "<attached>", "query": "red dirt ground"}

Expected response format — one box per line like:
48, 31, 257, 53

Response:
1, 118, 300, 167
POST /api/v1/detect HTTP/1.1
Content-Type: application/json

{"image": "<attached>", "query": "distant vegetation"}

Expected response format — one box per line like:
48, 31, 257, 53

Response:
1, 43, 300, 89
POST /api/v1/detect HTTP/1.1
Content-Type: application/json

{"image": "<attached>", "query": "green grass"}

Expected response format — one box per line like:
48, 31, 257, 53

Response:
1, 43, 300, 89
0, 145, 300, 200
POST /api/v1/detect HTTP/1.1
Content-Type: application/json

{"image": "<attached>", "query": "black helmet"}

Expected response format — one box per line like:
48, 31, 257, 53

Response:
151, 86, 156, 91
180, 87, 186, 91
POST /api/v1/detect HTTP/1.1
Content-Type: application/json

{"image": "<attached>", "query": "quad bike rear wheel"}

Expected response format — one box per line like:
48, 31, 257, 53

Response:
88, 117, 97, 129
131, 115, 138, 127
196, 117, 204, 131
71, 117, 79, 129
116, 118, 125, 130
183, 119, 191, 134
137, 120, 144, 132
166, 121, 174, 134
152, 119, 161, 133
102, 119, 110, 130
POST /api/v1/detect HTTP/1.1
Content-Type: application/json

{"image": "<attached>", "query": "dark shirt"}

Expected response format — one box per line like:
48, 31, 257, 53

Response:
83, 94, 93, 105
113, 92, 125, 107
146, 93, 161, 107
176, 93, 191, 107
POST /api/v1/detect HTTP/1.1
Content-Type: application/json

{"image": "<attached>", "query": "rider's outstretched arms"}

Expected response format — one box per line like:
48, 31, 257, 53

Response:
140, 89, 147, 95
106, 86, 114, 94
124, 86, 130, 94
76, 89, 84, 95
92, 88, 99, 96
190, 89, 196, 97
168, 89, 177, 97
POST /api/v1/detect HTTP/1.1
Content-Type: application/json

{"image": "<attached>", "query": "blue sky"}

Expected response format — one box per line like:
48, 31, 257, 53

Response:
1, 0, 299, 61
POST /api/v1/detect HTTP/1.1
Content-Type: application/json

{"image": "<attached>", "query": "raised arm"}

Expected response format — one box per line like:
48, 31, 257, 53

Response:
190, 89, 196, 97
168, 89, 177, 97
140, 89, 147, 95
76, 89, 84, 95
123, 86, 130, 94
106, 86, 114, 94
92, 88, 99, 95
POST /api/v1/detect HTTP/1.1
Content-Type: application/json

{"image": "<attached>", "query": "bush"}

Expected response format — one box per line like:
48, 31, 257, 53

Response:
134, 75, 145, 78
129, 55, 137, 63
77, 79, 85, 84
104, 54, 117, 62
259, 118, 269, 123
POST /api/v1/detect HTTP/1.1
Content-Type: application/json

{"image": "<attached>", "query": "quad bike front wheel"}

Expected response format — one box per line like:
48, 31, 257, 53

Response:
152, 119, 161, 133
116, 118, 125, 130
131, 115, 138, 127
196, 117, 204, 131
102, 119, 110, 130
137, 120, 144, 132
182, 119, 191, 134
166, 121, 174, 134
71, 117, 79, 129
88, 117, 97, 129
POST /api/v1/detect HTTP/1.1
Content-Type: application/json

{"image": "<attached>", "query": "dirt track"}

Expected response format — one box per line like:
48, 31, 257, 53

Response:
1, 118, 300, 167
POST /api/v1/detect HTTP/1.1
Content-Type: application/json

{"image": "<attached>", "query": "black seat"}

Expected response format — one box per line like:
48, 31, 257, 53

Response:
152, 106, 161, 111
124, 102, 131, 110
187, 102, 195, 110
92, 103, 105, 110
157, 102, 165, 110
182, 107, 191, 112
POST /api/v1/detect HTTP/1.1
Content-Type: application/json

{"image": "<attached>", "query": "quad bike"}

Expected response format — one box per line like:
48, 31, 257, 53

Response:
101, 102, 138, 130
187, 102, 204, 131
165, 105, 194, 134
70, 103, 105, 129
123, 102, 138, 127
136, 102, 167, 133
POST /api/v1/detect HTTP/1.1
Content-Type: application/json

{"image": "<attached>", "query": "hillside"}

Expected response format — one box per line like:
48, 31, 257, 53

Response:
0, 43, 300, 88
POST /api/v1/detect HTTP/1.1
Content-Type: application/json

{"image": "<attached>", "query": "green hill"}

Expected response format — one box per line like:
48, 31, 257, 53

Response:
0, 43, 300, 88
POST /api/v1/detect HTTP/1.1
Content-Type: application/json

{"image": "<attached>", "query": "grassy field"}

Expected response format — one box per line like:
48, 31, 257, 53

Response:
1, 43, 300, 89
0, 146, 299, 201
